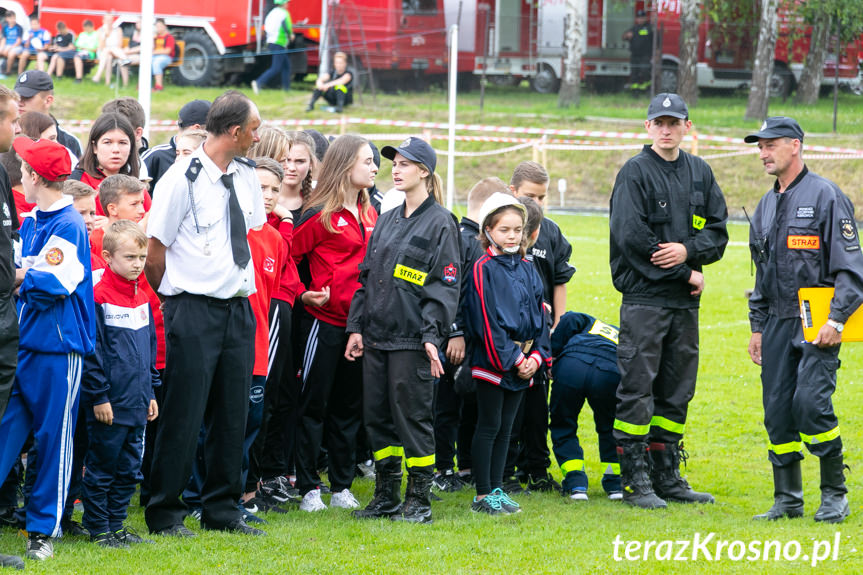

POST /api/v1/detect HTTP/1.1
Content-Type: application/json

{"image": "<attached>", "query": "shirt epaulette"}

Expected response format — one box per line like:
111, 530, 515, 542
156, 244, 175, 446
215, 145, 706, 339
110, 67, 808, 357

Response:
185, 157, 203, 182
234, 156, 256, 168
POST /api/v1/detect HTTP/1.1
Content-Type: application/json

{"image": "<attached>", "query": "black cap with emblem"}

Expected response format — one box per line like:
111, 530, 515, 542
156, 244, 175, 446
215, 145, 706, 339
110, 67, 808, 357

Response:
744, 116, 805, 143
647, 93, 689, 121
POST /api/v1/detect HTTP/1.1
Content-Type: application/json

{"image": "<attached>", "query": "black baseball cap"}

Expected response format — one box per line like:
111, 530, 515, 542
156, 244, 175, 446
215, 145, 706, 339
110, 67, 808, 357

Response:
178, 99, 211, 128
368, 140, 381, 168
636, 9, 647, 17
303, 129, 329, 163
744, 116, 804, 143
647, 92, 689, 121
14, 71, 53, 99
381, 136, 437, 173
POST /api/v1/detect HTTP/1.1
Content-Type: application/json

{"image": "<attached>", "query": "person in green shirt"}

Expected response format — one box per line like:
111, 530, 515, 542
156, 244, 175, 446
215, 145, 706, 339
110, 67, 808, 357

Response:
251, 0, 294, 93
73, 19, 99, 82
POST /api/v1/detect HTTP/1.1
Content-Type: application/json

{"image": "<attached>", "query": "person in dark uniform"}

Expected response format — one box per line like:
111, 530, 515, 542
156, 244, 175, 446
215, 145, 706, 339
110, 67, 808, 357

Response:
623, 9, 653, 90
609, 92, 727, 509
306, 51, 354, 113
142, 99, 211, 193
144, 91, 266, 537
0, 85, 24, 571
746, 117, 863, 524
346, 137, 460, 524
550, 312, 621, 502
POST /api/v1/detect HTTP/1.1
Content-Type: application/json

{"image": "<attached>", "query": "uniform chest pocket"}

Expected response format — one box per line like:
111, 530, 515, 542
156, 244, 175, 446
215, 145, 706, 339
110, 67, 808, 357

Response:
786, 225, 821, 258
647, 191, 671, 225
394, 243, 432, 290
690, 191, 706, 231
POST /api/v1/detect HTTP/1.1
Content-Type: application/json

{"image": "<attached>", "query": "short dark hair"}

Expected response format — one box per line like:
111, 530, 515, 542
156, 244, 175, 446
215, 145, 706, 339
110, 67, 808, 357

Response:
19, 111, 55, 140
519, 196, 543, 241
0, 149, 21, 187
63, 179, 97, 199
254, 156, 285, 182
82, 19, 94, 28
510, 161, 549, 189
102, 97, 146, 131
99, 174, 145, 213
206, 90, 253, 137
155, 18, 166, 27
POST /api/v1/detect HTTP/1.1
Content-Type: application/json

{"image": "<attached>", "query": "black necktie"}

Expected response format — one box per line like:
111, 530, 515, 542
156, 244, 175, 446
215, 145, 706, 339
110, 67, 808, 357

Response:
221, 173, 251, 269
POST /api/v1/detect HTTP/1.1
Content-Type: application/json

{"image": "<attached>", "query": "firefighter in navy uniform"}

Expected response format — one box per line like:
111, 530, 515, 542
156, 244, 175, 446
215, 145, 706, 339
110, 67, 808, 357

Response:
609, 93, 728, 509
746, 117, 863, 524
345, 138, 460, 524
623, 9, 653, 90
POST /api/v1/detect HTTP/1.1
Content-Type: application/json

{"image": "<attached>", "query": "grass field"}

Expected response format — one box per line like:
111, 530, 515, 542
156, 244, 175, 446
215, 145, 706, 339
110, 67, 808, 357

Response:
1, 214, 861, 574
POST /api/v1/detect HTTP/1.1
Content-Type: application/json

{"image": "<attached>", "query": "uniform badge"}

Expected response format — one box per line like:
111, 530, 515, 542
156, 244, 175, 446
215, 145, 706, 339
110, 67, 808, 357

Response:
264, 256, 275, 273
45, 247, 64, 265
662, 97, 671, 108
443, 263, 457, 285
2, 203, 8, 218
796, 206, 815, 219
18, 73, 27, 84
140, 308, 148, 321
840, 218, 856, 241
400, 137, 413, 148
760, 121, 768, 131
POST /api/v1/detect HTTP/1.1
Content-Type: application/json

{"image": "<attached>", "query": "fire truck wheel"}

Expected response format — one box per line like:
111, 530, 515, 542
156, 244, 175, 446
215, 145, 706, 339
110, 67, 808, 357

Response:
660, 63, 678, 93
173, 30, 224, 87
768, 64, 793, 99
531, 64, 559, 94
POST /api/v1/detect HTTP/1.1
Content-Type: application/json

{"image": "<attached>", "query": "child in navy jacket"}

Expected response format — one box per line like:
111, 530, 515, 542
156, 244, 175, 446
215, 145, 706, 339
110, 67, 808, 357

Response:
465, 192, 550, 515
0, 138, 94, 561
82, 221, 160, 547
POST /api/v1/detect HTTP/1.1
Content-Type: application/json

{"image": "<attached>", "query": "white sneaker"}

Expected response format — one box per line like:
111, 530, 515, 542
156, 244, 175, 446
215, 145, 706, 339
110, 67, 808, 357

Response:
568, 489, 589, 502
25, 534, 53, 560
607, 491, 623, 501
299, 489, 327, 512
329, 489, 360, 509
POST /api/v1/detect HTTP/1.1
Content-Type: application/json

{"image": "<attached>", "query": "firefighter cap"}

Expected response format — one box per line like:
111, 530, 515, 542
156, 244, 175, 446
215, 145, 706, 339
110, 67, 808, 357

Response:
478, 192, 527, 231
744, 116, 804, 143
647, 92, 689, 121
13, 137, 71, 182
381, 136, 437, 174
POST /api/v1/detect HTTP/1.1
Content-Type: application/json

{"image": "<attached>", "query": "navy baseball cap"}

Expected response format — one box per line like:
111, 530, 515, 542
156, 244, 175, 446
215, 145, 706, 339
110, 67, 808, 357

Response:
14, 71, 53, 99
647, 92, 689, 121
744, 116, 804, 143
178, 99, 211, 128
381, 136, 437, 173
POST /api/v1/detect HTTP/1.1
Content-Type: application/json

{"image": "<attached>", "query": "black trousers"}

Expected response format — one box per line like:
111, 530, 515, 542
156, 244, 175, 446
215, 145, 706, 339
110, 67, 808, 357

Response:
248, 298, 298, 489
434, 362, 475, 472
139, 368, 166, 507
363, 347, 435, 473
473, 382, 524, 495
145, 293, 254, 532
614, 304, 699, 443
505, 370, 551, 477
761, 316, 843, 466
294, 317, 362, 495
550, 354, 620, 493
0, 295, 18, 422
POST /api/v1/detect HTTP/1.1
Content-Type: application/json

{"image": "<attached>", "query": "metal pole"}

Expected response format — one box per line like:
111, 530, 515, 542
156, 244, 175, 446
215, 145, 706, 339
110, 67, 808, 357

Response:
446, 24, 458, 211
139, 0, 155, 142
833, 18, 839, 133
480, 7, 489, 113
319, 0, 330, 78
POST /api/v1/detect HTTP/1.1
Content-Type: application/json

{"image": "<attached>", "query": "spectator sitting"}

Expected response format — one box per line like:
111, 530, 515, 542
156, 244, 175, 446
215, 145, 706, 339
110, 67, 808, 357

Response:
0, 12, 23, 78
92, 14, 130, 87
151, 19, 175, 91
72, 19, 99, 83
15, 16, 52, 75
306, 51, 353, 113
45, 21, 76, 78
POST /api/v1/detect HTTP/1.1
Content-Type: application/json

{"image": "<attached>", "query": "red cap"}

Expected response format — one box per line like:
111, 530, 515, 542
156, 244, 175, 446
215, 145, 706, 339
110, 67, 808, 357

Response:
13, 137, 71, 182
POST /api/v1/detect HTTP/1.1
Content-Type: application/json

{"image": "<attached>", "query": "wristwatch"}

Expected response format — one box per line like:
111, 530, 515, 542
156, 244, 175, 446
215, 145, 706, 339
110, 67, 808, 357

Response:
827, 319, 844, 333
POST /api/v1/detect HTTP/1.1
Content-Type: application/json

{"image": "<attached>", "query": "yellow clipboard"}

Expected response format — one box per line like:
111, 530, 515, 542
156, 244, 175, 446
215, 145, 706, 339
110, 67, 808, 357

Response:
798, 287, 863, 342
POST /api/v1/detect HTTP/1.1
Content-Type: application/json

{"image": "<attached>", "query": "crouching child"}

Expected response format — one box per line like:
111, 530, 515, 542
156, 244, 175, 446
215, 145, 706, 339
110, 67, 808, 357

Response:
82, 220, 160, 547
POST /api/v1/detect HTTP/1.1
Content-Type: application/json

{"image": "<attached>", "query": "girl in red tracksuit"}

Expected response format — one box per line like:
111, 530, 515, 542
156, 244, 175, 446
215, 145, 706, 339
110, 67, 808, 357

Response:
291, 134, 378, 512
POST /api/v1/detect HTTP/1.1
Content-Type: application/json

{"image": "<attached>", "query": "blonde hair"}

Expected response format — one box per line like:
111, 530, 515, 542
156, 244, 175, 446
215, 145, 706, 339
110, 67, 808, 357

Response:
63, 179, 96, 199
248, 127, 289, 161
285, 130, 317, 199
303, 134, 374, 234
467, 177, 508, 212
103, 219, 147, 254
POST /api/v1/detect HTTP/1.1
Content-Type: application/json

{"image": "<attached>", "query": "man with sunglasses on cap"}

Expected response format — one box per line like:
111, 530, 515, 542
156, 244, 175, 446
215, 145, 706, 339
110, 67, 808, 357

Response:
746, 117, 863, 524
609, 92, 727, 510
0, 137, 94, 561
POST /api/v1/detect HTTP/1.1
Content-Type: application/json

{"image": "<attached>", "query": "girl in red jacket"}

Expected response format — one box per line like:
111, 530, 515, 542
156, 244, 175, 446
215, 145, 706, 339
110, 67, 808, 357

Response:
291, 134, 378, 512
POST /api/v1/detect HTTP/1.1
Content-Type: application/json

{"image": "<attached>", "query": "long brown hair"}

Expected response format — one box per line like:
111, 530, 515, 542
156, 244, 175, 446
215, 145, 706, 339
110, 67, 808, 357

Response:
247, 126, 288, 161
78, 113, 139, 179
303, 134, 374, 233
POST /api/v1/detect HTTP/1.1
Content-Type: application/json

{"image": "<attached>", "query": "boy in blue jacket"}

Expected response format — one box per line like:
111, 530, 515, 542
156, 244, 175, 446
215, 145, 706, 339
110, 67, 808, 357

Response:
0, 137, 94, 561
82, 220, 160, 548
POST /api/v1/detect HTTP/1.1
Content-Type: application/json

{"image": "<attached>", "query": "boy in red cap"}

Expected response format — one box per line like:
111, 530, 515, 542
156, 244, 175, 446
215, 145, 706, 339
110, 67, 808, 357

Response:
0, 138, 95, 561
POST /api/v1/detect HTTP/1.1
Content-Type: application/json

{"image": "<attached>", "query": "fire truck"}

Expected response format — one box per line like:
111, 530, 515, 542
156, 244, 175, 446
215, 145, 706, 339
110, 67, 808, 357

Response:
473, 0, 863, 96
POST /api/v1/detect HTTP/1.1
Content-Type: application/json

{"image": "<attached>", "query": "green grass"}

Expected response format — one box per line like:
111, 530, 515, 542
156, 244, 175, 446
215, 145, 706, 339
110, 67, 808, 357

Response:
2, 215, 862, 573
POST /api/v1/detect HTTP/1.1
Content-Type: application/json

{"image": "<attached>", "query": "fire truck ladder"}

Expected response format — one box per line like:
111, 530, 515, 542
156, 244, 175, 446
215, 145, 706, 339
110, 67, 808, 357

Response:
326, 1, 377, 103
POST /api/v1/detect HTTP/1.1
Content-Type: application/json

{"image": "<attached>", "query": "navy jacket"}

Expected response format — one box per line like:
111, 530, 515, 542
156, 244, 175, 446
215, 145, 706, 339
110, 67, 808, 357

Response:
83, 266, 160, 427
551, 311, 619, 372
466, 248, 551, 391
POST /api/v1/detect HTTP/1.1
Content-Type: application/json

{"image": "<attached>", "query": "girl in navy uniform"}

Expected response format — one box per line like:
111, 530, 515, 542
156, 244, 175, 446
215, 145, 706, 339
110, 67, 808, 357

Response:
346, 137, 460, 524
465, 192, 551, 515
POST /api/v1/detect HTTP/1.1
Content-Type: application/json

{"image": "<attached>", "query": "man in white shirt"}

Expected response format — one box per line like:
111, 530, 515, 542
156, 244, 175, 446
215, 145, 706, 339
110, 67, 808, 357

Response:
144, 90, 266, 537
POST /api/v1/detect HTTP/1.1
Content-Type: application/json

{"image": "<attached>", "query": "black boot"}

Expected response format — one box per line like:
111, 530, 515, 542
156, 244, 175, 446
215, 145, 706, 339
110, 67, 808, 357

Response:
391, 471, 433, 524
306, 90, 322, 112
650, 442, 715, 504
753, 461, 804, 520
0, 554, 23, 570
814, 454, 850, 523
618, 442, 666, 509
352, 460, 402, 519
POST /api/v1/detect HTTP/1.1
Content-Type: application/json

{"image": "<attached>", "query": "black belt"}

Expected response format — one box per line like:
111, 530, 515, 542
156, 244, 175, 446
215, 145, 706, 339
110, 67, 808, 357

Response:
171, 292, 246, 307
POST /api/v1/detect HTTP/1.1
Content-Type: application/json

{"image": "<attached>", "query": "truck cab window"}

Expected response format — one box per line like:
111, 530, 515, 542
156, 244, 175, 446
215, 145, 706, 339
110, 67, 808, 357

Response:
402, 0, 437, 15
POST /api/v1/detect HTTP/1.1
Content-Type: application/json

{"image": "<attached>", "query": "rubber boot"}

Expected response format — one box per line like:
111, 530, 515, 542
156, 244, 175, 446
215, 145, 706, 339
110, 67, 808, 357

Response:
618, 442, 666, 509
814, 454, 850, 523
306, 90, 322, 112
352, 459, 402, 519
391, 470, 433, 524
0, 554, 23, 570
650, 442, 715, 504
753, 461, 804, 520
